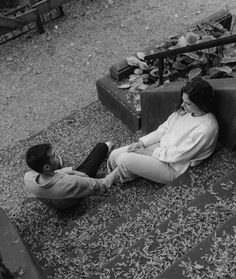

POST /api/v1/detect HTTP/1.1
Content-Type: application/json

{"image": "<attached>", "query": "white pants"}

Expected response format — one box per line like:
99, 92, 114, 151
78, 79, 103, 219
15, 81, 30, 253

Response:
107, 143, 178, 184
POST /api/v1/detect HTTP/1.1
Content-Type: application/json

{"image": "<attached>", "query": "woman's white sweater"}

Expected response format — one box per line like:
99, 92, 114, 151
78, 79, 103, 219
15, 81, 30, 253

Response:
140, 111, 219, 175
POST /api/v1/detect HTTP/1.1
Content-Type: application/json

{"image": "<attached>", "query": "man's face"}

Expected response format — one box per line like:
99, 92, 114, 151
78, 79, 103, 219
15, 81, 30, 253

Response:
47, 148, 62, 171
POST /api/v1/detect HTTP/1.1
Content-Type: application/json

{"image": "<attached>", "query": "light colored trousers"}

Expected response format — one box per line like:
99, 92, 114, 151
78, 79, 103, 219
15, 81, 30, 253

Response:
107, 143, 178, 184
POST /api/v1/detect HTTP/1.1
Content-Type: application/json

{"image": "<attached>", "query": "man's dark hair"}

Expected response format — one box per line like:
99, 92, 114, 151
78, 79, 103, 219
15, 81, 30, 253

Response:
26, 143, 52, 173
178, 77, 215, 113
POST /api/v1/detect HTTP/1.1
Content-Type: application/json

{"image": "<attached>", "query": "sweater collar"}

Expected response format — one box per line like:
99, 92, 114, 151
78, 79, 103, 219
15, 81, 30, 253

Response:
34, 172, 64, 189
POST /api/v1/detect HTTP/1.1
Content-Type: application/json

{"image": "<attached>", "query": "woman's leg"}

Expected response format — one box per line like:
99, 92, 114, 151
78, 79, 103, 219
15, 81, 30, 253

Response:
107, 145, 130, 173
76, 143, 108, 178
116, 152, 178, 184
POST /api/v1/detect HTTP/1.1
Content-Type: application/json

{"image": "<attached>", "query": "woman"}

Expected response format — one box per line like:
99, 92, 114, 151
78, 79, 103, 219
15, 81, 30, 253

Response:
107, 77, 219, 185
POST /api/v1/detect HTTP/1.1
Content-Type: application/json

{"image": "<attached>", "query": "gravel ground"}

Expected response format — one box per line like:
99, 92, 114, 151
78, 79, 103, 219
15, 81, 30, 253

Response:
1, 101, 235, 279
0, 0, 236, 149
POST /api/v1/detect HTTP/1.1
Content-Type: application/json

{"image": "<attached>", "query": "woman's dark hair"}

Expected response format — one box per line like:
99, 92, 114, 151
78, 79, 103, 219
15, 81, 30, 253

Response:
177, 77, 215, 113
26, 143, 52, 173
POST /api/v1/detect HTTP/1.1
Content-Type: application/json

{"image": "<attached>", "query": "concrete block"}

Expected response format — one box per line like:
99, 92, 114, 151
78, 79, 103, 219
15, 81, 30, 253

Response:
96, 76, 141, 132
0, 207, 47, 279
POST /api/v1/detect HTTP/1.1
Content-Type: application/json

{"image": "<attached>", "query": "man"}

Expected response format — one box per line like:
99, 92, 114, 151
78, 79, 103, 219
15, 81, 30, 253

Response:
24, 142, 114, 209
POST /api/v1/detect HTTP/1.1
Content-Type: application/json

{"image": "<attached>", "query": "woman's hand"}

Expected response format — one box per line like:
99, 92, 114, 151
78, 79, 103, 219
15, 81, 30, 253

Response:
135, 148, 153, 156
127, 141, 144, 152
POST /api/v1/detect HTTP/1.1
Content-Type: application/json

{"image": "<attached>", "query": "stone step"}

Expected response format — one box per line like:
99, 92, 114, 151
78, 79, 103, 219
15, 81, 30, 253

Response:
90, 168, 236, 278
157, 214, 236, 279
4, 101, 235, 279
80, 173, 193, 277
0, 207, 47, 279
67, 148, 235, 277
32, 171, 160, 278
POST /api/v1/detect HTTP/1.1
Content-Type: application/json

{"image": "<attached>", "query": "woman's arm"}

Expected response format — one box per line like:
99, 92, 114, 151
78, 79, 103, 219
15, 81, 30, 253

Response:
152, 126, 216, 163
139, 112, 177, 146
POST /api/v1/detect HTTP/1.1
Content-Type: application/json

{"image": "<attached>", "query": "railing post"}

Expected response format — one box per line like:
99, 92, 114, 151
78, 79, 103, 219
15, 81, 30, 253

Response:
36, 14, 44, 34
159, 57, 164, 85
58, 6, 65, 17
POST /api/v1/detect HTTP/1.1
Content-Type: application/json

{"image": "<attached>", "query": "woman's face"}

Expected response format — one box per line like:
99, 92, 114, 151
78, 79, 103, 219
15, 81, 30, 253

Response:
181, 93, 203, 116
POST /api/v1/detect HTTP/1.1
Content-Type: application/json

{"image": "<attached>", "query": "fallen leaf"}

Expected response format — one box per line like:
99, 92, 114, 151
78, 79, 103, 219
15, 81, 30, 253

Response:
177, 36, 187, 47
136, 52, 146, 60
138, 84, 149, 90
185, 32, 199, 45
134, 69, 143, 75
168, 45, 180, 50
138, 61, 148, 70
221, 56, 236, 64
188, 68, 202, 80
200, 35, 215, 42
150, 69, 159, 77
163, 69, 171, 77
126, 56, 141, 66
129, 86, 139, 93
215, 66, 232, 74
173, 61, 187, 70
6, 56, 13, 62
129, 74, 140, 82
184, 52, 200, 60
118, 83, 131, 89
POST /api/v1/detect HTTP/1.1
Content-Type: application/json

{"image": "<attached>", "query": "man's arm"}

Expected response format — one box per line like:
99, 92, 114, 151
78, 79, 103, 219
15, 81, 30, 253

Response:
61, 175, 108, 200
57, 167, 89, 177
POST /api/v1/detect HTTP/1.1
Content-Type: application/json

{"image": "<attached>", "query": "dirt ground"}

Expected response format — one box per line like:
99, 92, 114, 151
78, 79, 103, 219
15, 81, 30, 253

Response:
0, 0, 236, 150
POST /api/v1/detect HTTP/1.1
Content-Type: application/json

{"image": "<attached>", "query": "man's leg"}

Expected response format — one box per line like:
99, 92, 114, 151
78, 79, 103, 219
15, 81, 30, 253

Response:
76, 143, 108, 178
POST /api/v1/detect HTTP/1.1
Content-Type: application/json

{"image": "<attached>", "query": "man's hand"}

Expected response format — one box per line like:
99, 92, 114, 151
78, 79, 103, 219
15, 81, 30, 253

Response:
127, 141, 144, 152
93, 184, 108, 195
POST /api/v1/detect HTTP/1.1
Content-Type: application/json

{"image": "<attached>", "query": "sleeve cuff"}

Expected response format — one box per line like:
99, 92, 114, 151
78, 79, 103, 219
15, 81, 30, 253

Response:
139, 137, 148, 147
152, 148, 160, 159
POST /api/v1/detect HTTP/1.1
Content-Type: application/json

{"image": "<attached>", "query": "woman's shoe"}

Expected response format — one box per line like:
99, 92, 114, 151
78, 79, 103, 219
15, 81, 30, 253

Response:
105, 141, 115, 155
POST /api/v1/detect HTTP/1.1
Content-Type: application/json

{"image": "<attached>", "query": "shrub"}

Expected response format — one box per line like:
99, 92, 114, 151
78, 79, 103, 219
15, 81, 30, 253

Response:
0, 0, 19, 9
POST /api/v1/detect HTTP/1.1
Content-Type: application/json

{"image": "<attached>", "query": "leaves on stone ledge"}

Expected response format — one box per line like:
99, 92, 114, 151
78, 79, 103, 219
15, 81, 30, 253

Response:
121, 21, 236, 111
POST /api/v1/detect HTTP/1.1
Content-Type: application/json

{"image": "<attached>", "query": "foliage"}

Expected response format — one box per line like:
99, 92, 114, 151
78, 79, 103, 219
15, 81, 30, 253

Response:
118, 20, 236, 111
0, 0, 19, 9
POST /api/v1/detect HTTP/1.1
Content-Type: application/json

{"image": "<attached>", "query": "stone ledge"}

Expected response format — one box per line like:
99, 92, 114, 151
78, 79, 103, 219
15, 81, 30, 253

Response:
96, 76, 141, 132
97, 9, 234, 133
